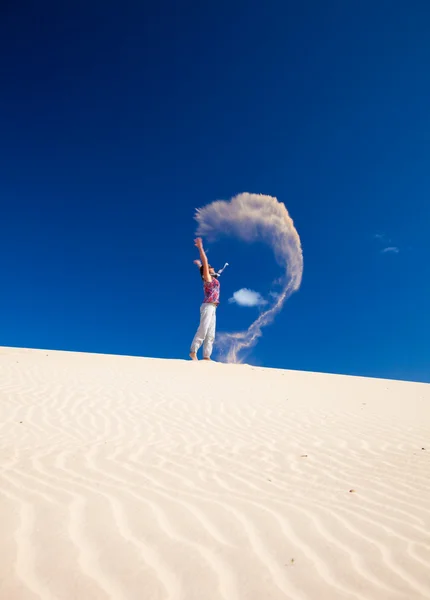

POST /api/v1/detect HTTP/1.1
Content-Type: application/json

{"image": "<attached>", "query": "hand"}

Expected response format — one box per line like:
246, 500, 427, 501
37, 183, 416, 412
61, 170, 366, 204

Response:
194, 237, 203, 249
193, 259, 202, 267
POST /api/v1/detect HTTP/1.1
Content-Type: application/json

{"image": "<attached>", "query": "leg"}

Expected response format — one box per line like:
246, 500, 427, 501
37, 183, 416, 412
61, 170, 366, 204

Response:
190, 305, 213, 359
203, 306, 216, 359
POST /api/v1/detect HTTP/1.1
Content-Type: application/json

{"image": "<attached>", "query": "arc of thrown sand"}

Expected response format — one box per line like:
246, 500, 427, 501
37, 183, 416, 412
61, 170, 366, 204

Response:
195, 193, 303, 363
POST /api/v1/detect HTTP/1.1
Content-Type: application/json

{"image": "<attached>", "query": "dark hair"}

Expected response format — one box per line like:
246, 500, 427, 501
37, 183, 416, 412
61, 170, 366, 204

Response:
199, 265, 214, 280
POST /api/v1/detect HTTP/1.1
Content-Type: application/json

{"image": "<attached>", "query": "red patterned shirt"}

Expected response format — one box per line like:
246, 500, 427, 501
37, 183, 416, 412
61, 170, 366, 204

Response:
203, 277, 220, 305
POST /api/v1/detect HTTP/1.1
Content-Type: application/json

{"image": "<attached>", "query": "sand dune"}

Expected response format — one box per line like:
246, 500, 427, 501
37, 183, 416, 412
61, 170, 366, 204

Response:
0, 347, 429, 600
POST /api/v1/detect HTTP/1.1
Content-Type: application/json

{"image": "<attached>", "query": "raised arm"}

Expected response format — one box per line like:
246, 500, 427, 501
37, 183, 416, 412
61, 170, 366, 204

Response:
194, 237, 212, 282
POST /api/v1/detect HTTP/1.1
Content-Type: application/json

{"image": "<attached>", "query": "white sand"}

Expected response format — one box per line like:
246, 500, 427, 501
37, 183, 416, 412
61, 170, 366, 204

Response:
0, 347, 429, 600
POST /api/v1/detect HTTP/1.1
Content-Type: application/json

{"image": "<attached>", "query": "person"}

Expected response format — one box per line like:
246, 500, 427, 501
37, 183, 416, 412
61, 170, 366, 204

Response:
190, 237, 220, 361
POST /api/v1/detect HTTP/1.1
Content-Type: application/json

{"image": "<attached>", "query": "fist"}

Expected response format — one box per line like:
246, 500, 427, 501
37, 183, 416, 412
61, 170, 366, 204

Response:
194, 237, 203, 248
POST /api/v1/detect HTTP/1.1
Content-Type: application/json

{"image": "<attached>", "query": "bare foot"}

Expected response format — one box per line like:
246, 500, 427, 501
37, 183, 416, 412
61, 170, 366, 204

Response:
189, 352, 198, 361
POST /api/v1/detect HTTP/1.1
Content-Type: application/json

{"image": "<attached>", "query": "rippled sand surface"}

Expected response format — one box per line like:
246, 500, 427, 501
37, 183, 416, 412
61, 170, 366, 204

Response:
1, 347, 429, 600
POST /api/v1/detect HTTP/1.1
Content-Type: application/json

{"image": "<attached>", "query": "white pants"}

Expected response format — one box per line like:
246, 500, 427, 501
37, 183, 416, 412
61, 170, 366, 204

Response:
190, 303, 217, 358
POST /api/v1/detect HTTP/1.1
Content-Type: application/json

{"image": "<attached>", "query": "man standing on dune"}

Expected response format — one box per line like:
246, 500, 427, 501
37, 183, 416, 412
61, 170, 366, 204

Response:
190, 237, 220, 361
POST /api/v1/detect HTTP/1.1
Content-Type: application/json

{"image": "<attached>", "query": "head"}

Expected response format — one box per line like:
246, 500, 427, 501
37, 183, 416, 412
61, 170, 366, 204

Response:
199, 265, 216, 279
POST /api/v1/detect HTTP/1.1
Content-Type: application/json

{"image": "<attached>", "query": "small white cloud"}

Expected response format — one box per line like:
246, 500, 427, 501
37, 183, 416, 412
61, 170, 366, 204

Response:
381, 246, 399, 254
373, 233, 385, 240
229, 288, 268, 307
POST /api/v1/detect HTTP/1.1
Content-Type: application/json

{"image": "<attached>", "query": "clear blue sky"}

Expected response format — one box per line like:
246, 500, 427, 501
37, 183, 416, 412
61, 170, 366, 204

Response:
1, 1, 429, 382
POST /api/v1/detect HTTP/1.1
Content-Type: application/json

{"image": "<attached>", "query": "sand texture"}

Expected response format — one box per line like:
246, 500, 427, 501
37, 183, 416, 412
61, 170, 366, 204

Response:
1, 347, 429, 599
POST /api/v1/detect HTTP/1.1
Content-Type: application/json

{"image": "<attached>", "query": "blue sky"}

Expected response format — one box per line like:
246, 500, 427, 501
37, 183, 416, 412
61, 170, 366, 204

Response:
0, 1, 429, 382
